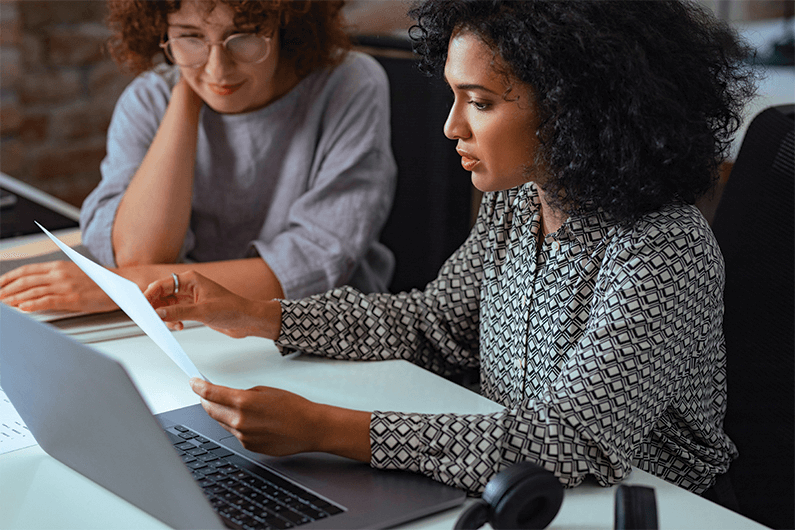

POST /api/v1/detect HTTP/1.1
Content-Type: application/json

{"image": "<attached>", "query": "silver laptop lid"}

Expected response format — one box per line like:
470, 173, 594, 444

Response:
0, 304, 225, 530
1, 304, 467, 529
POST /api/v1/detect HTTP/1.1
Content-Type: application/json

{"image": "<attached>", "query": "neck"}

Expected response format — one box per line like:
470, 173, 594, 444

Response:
537, 187, 567, 236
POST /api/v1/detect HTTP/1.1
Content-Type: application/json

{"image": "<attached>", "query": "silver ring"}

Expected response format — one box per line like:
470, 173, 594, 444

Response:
171, 273, 180, 294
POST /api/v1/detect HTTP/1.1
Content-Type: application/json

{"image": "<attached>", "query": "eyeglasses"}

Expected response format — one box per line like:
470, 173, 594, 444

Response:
160, 33, 272, 68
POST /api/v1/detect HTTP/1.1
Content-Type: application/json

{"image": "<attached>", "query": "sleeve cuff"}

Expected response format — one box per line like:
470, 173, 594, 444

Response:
370, 411, 426, 474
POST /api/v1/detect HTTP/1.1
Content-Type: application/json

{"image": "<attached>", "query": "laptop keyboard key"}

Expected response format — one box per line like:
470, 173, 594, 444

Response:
279, 510, 310, 525
264, 516, 294, 529
210, 447, 235, 458
167, 425, 344, 527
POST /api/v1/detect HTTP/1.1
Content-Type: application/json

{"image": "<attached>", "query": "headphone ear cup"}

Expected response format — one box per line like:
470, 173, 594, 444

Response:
484, 462, 564, 530
614, 484, 659, 530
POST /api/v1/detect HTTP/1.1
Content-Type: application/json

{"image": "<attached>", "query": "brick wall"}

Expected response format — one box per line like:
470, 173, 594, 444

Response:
0, 0, 789, 210
0, 0, 133, 208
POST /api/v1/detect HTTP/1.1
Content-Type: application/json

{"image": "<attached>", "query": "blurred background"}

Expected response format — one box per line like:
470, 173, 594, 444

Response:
0, 0, 792, 210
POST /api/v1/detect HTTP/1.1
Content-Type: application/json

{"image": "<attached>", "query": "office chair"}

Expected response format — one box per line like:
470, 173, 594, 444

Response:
710, 104, 795, 530
354, 35, 474, 294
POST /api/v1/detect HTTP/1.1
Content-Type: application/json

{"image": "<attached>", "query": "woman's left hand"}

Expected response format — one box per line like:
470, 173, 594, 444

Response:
190, 378, 324, 456
190, 378, 372, 462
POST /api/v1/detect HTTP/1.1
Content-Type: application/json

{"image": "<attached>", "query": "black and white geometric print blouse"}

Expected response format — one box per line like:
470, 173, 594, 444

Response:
275, 182, 737, 495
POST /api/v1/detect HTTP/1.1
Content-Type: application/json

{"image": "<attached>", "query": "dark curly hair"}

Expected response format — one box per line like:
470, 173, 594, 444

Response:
106, 0, 351, 77
409, 0, 758, 225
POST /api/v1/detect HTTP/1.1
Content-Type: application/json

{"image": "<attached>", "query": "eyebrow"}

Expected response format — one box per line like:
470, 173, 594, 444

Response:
167, 23, 255, 35
444, 79, 501, 96
168, 23, 202, 31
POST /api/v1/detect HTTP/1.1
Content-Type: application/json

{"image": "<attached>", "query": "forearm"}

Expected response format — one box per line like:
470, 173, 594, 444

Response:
311, 404, 371, 463
118, 257, 285, 301
112, 81, 202, 266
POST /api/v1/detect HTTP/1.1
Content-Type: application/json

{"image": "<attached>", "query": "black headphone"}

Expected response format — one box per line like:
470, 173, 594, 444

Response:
453, 461, 660, 530
614, 484, 659, 530
453, 461, 564, 530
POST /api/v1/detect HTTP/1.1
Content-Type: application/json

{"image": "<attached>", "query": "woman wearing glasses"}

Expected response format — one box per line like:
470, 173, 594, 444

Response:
0, 0, 396, 312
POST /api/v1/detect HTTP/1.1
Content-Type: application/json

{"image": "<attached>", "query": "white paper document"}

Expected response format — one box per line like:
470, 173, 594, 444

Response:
36, 222, 207, 381
0, 387, 36, 455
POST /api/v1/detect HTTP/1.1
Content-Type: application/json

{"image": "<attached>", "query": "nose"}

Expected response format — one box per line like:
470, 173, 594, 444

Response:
203, 42, 235, 79
443, 99, 469, 140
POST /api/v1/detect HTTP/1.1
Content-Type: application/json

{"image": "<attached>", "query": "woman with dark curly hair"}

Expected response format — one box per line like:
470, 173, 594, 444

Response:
144, 0, 756, 501
0, 0, 396, 312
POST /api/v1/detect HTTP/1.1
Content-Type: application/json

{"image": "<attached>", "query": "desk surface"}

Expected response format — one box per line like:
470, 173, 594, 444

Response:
0, 325, 767, 530
0, 173, 768, 529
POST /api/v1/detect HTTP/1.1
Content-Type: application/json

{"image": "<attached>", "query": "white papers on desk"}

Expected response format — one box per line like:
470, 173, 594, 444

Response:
25, 308, 91, 323
52, 309, 201, 344
36, 223, 207, 381
0, 387, 36, 455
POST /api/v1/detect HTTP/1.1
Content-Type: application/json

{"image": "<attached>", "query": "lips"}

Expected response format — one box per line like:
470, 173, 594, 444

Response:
207, 81, 244, 96
456, 148, 479, 171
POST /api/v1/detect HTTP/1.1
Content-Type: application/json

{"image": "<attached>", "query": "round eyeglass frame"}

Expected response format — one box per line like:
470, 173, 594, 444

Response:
159, 33, 273, 68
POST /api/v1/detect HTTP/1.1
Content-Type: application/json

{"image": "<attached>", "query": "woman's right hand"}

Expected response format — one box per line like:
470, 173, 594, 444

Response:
143, 270, 281, 340
0, 261, 117, 313
172, 76, 205, 113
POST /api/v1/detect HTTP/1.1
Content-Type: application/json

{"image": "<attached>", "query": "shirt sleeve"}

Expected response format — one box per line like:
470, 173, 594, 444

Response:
250, 55, 397, 298
79, 71, 173, 267
367, 219, 723, 494
274, 193, 498, 376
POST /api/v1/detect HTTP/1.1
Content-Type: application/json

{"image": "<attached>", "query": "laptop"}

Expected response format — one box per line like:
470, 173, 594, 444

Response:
0, 304, 466, 529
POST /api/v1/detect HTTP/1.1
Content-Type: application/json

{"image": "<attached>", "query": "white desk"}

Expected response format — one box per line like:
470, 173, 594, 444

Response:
0, 325, 768, 530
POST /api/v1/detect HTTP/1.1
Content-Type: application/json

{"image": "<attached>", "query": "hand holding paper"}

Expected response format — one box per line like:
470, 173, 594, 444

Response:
36, 222, 207, 381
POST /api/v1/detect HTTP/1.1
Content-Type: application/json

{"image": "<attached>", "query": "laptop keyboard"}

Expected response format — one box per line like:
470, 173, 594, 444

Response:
165, 425, 344, 529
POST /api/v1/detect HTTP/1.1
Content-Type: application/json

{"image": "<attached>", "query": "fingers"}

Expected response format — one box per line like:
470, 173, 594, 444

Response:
1, 282, 55, 308
190, 378, 241, 407
1, 271, 75, 311
144, 275, 193, 327
144, 270, 211, 306
188, 379, 319, 456
6, 292, 75, 312
190, 378, 247, 431
154, 302, 202, 327
0, 261, 115, 313
0, 262, 59, 299
146, 271, 243, 333
0, 262, 57, 287
143, 276, 177, 307
190, 379, 273, 426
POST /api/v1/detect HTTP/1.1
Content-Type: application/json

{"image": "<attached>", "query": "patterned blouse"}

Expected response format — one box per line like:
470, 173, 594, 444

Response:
275, 182, 737, 495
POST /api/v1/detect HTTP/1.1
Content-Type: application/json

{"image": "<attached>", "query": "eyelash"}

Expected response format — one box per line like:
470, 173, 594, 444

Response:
469, 100, 491, 111
446, 89, 492, 112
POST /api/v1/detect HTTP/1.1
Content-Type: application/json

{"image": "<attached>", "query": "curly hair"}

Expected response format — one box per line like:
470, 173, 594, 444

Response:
409, 0, 758, 225
106, 0, 351, 77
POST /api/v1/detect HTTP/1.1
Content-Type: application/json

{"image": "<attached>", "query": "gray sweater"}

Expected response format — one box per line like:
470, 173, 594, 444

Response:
81, 52, 397, 298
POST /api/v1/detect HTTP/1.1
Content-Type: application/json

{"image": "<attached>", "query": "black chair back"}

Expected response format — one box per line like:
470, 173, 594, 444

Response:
356, 35, 474, 293
711, 105, 795, 530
